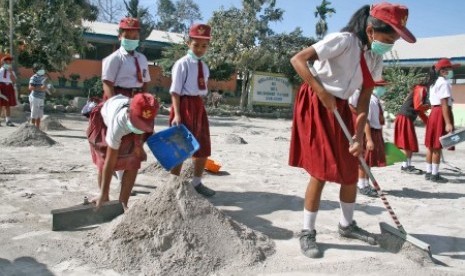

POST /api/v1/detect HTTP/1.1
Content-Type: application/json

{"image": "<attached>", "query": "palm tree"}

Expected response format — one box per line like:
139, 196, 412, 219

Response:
314, 0, 336, 40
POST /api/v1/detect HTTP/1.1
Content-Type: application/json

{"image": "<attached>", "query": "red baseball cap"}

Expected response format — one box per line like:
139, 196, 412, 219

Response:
370, 2, 416, 43
129, 93, 158, 133
1, 55, 13, 62
434, 58, 460, 70
189, 24, 212, 40
119, 17, 141, 30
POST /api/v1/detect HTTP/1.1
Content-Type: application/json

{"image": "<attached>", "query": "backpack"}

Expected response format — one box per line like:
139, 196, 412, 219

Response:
86, 102, 136, 158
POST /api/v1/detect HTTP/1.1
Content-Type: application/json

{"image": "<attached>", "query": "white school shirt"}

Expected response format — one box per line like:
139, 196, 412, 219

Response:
348, 89, 360, 108
429, 77, 453, 106
312, 32, 383, 100
169, 55, 209, 96
367, 94, 383, 129
0, 67, 15, 83
101, 94, 133, 149
102, 47, 150, 88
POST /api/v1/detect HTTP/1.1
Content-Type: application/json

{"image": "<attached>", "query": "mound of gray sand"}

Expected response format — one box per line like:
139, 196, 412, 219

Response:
140, 160, 195, 179
0, 123, 57, 147
40, 116, 67, 131
86, 178, 275, 275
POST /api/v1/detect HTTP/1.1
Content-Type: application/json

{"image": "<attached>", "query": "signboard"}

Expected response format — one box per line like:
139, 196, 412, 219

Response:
249, 72, 293, 107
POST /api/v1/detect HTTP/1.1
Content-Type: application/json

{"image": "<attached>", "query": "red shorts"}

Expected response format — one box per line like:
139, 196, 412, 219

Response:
169, 95, 211, 158
364, 128, 386, 167
289, 83, 358, 185
425, 106, 453, 150
394, 114, 418, 152
0, 83, 17, 107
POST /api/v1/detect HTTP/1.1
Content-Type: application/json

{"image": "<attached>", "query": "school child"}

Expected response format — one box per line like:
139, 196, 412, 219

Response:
289, 3, 416, 258
87, 93, 158, 210
424, 58, 460, 183
394, 81, 430, 174
101, 17, 150, 100
0, 55, 17, 126
169, 23, 215, 197
28, 63, 48, 128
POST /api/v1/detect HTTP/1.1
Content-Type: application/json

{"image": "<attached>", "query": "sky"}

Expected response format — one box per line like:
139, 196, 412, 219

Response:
140, 0, 465, 39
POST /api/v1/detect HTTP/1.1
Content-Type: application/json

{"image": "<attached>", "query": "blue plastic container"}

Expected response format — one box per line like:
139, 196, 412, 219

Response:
146, 124, 200, 170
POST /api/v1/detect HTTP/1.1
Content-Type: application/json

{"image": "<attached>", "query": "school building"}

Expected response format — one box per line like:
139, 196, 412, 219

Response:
12, 20, 237, 100
387, 34, 465, 126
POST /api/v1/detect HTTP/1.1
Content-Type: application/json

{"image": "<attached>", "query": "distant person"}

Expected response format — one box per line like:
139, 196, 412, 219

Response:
424, 58, 460, 183
0, 55, 17, 127
289, 3, 416, 258
169, 23, 215, 197
28, 63, 48, 128
101, 17, 150, 100
394, 81, 430, 174
87, 93, 158, 210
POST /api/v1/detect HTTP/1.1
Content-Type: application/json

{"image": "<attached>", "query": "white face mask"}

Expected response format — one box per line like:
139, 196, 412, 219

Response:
37, 69, 45, 76
126, 119, 145, 134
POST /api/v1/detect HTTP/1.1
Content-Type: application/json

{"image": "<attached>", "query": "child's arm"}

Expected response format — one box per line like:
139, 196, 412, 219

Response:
96, 146, 119, 208
171, 93, 182, 126
364, 121, 374, 151
441, 98, 453, 133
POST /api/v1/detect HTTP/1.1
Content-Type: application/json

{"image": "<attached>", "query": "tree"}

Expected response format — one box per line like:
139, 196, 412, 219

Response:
0, 0, 98, 72
208, 0, 284, 110
382, 52, 427, 115
92, 0, 124, 23
155, 0, 202, 33
314, 0, 335, 40
124, 0, 155, 42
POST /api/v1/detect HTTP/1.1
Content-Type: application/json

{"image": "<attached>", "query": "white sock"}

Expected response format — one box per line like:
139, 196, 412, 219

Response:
364, 178, 370, 187
116, 170, 124, 181
432, 163, 440, 175
357, 178, 365, 189
339, 201, 355, 227
402, 161, 408, 168
6, 116, 11, 122
303, 208, 318, 231
407, 158, 412, 166
191, 176, 201, 187
426, 163, 432, 173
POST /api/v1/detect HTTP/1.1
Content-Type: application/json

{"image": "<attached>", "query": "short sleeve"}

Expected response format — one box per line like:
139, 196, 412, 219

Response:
348, 89, 360, 108
312, 33, 351, 61
436, 80, 452, 100
169, 59, 187, 95
102, 53, 121, 83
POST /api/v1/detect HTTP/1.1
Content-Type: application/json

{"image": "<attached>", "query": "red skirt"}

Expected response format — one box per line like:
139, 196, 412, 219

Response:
0, 83, 17, 106
364, 128, 386, 167
289, 83, 358, 185
394, 114, 418, 152
425, 106, 453, 150
169, 95, 211, 158
90, 135, 143, 171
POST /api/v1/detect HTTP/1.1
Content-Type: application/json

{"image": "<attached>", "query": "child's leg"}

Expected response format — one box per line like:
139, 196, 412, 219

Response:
119, 169, 138, 210
339, 183, 357, 225
304, 177, 325, 211
192, 157, 207, 184
170, 163, 183, 176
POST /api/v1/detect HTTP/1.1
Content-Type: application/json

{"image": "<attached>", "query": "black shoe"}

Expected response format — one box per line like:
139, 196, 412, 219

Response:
194, 183, 216, 197
358, 186, 378, 197
338, 221, 377, 245
299, 229, 322, 258
430, 174, 448, 183
425, 172, 431, 180
401, 165, 423, 175
6, 121, 15, 127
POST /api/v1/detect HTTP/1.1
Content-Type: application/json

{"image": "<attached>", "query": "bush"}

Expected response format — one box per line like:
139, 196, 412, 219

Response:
83, 76, 103, 98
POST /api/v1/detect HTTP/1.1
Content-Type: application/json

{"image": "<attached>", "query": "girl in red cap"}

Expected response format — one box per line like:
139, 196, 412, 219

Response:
424, 58, 460, 183
289, 2, 415, 258
0, 55, 17, 126
394, 79, 430, 174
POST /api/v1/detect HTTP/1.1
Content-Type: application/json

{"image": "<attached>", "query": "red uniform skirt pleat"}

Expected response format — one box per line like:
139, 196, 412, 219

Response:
169, 95, 211, 157
289, 83, 358, 185
90, 134, 142, 171
364, 128, 386, 167
394, 114, 418, 152
0, 83, 17, 106
425, 106, 447, 150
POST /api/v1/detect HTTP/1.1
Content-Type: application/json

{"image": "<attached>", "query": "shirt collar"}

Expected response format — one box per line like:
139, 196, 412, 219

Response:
119, 46, 138, 57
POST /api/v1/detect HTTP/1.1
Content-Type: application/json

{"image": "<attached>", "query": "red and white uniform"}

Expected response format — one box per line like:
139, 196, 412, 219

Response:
0, 67, 17, 107
425, 77, 454, 150
364, 95, 386, 167
289, 32, 382, 184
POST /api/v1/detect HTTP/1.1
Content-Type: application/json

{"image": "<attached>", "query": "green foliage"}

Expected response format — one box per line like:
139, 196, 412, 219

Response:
123, 0, 155, 42
314, 0, 336, 40
69, 73, 81, 80
0, 0, 96, 72
156, 42, 188, 77
155, 0, 202, 33
382, 52, 427, 115
83, 75, 103, 98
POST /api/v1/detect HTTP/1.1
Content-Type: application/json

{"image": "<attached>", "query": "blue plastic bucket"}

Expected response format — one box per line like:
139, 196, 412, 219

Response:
146, 124, 200, 170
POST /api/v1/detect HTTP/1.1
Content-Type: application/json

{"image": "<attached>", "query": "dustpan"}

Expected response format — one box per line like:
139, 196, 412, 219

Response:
147, 124, 199, 170
384, 142, 406, 166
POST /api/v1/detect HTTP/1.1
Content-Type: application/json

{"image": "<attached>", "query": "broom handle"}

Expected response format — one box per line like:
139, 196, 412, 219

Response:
334, 110, 406, 233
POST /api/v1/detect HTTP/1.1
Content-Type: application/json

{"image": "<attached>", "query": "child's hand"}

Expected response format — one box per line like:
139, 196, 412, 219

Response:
349, 138, 362, 157
366, 139, 374, 151
171, 114, 182, 126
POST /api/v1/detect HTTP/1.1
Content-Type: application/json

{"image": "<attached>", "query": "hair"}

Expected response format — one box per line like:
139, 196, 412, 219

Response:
341, 5, 396, 45
32, 63, 44, 73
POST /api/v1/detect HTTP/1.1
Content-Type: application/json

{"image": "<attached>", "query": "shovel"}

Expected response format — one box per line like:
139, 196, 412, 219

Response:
333, 110, 431, 256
